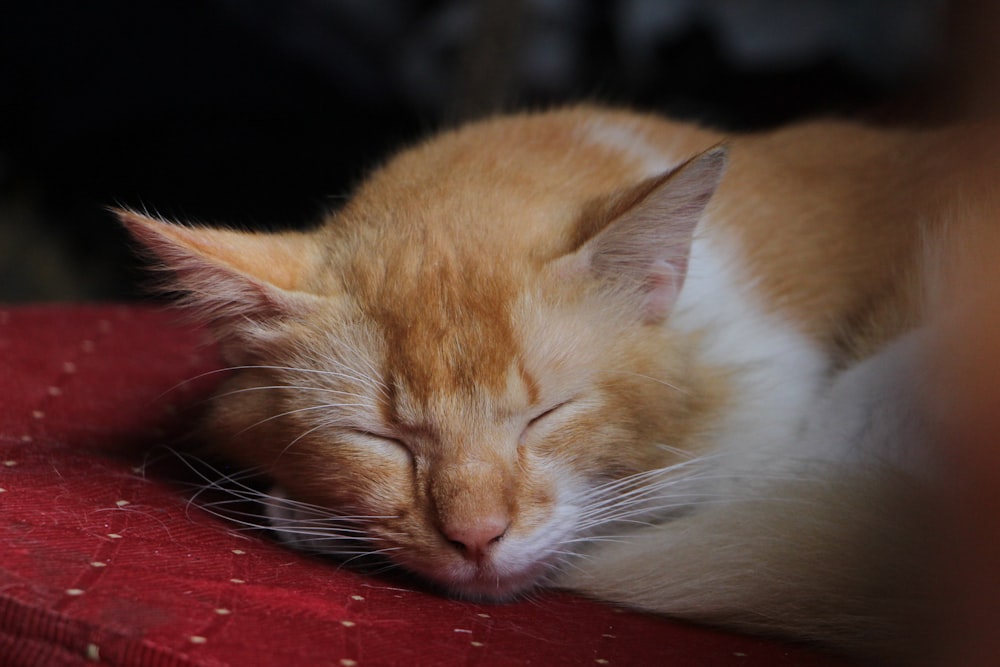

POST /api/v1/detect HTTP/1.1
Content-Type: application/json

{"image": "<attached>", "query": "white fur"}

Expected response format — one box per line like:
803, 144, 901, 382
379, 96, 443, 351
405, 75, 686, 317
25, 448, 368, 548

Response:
583, 112, 840, 460
562, 116, 925, 651
555, 324, 929, 655
555, 224, 929, 656
582, 115, 831, 474
796, 327, 932, 475
675, 227, 830, 474
579, 116, 678, 174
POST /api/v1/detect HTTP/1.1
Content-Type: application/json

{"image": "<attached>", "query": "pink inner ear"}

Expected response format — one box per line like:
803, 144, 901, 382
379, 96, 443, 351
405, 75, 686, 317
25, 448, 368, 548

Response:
576, 146, 727, 323
643, 257, 690, 323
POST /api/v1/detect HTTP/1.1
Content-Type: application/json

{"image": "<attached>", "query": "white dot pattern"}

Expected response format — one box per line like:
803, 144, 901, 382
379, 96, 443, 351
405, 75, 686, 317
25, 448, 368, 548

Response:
0, 306, 837, 667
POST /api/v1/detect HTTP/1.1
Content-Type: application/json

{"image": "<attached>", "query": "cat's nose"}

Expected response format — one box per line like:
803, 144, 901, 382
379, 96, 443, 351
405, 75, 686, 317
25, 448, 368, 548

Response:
441, 515, 510, 563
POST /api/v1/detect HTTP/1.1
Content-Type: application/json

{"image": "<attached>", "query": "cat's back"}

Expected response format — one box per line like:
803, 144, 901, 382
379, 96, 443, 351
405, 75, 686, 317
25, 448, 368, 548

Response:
716, 120, 1000, 356
311, 106, 995, 357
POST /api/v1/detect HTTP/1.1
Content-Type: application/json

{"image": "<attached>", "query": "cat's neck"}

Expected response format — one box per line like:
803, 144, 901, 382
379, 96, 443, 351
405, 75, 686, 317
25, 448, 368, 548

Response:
672, 226, 829, 472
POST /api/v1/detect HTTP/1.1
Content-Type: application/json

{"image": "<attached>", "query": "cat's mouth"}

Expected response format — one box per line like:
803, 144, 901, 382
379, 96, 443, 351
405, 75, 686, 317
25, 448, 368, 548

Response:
262, 485, 569, 600
391, 530, 577, 602
407, 556, 556, 602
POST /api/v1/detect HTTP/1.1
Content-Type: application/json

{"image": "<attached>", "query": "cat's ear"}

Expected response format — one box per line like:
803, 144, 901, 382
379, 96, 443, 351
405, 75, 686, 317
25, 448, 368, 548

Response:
117, 209, 325, 329
562, 146, 727, 323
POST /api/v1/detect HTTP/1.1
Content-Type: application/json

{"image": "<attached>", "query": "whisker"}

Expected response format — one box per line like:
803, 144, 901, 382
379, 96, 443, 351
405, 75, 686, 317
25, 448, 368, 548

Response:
314, 353, 391, 400
198, 507, 374, 533
594, 369, 689, 395
266, 420, 334, 463
157, 362, 388, 402
234, 403, 367, 436
200, 500, 390, 524
214, 385, 371, 402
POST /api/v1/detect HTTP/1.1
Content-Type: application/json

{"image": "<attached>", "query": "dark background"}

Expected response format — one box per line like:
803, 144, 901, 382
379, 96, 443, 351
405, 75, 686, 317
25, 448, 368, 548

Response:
0, 0, 982, 302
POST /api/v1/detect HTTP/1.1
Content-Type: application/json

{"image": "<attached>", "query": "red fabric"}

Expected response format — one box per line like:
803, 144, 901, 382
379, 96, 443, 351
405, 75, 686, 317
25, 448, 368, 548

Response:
0, 305, 848, 667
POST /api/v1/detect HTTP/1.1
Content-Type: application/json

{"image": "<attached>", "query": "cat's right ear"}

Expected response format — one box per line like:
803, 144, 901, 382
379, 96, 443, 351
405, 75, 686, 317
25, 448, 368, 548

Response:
557, 146, 727, 323
117, 209, 325, 332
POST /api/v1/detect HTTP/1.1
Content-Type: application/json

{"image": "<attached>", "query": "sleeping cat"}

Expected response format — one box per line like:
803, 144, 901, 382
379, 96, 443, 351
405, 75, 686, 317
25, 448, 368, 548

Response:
120, 107, 995, 657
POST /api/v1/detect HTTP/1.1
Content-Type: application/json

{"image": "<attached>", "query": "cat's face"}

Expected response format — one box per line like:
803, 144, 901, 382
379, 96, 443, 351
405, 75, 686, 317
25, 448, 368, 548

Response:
203, 261, 716, 598
122, 109, 726, 599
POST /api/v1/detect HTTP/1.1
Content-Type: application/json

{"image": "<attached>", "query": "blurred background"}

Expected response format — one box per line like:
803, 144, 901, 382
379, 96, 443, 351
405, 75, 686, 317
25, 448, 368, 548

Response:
1, 0, 994, 302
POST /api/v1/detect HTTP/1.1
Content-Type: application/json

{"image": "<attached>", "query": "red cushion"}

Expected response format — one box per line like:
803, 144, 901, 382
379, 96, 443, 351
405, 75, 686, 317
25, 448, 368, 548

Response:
0, 305, 846, 666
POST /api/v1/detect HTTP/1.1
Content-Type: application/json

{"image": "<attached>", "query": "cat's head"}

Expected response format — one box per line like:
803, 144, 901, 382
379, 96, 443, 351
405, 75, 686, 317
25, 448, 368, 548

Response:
121, 111, 727, 599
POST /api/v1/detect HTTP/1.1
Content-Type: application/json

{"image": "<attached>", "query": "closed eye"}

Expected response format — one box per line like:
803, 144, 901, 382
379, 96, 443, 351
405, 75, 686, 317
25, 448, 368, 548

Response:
352, 428, 404, 444
527, 400, 572, 429
350, 429, 412, 458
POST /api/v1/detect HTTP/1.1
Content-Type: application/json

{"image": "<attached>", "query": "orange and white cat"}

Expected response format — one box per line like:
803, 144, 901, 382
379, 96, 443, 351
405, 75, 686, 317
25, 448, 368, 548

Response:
120, 107, 997, 657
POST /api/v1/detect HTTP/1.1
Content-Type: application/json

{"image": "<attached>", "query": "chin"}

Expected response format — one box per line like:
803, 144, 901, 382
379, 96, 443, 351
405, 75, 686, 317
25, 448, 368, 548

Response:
440, 561, 560, 603
444, 576, 538, 603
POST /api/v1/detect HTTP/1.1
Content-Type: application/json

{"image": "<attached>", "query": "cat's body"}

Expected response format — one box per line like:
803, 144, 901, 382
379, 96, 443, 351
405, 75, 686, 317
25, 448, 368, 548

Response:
121, 107, 996, 657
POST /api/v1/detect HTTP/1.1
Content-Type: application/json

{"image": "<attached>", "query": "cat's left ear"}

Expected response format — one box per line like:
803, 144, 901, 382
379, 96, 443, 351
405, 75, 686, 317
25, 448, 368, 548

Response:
563, 146, 727, 323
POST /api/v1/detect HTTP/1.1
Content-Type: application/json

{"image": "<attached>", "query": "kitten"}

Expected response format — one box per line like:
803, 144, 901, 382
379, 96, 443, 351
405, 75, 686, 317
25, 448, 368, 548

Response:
120, 107, 995, 657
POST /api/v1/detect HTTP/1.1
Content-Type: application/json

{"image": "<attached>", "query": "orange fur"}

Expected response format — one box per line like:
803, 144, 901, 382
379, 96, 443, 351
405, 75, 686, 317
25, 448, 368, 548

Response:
714, 121, 1000, 358
121, 106, 998, 655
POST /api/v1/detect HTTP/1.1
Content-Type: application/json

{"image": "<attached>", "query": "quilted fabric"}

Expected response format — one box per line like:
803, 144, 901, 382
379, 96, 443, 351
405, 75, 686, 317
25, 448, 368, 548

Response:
0, 305, 847, 667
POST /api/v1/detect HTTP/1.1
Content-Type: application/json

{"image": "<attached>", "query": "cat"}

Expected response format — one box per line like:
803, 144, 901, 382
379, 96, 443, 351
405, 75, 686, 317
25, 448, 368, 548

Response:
119, 106, 997, 658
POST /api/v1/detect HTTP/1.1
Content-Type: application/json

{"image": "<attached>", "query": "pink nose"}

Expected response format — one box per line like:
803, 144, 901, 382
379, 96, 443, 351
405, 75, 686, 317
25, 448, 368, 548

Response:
441, 515, 510, 563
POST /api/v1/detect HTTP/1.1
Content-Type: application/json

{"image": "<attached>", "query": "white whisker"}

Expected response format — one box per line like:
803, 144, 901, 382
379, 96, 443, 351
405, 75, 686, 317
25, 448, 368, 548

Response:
595, 369, 689, 395
214, 384, 371, 402
234, 403, 367, 436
